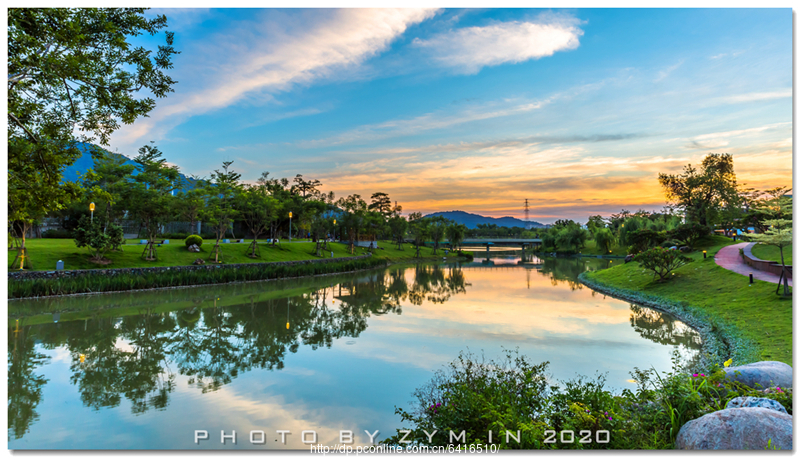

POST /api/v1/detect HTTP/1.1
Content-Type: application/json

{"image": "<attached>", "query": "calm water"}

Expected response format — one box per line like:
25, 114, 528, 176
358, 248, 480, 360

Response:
8, 254, 701, 449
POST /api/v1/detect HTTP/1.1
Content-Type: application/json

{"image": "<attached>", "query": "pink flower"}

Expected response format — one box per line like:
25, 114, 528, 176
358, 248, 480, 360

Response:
692, 374, 698, 377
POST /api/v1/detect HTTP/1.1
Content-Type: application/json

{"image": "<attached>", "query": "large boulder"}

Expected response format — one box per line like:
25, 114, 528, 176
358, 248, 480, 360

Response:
724, 361, 792, 389
676, 407, 792, 450
726, 397, 787, 414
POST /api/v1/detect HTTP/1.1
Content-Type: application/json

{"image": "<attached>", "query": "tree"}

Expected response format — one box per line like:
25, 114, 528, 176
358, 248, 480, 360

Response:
428, 216, 449, 255
126, 144, 181, 260
174, 181, 207, 235
749, 195, 792, 296
336, 194, 368, 254
408, 213, 430, 258
555, 226, 589, 253
8, 9, 178, 262
82, 151, 136, 236
593, 227, 616, 254
634, 247, 691, 282
368, 192, 393, 217
73, 215, 123, 263
658, 153, 739, 227
388, 215, 408, 250
446, 223, 467, 251
200, 161, 241, 262
586, 215, 606, 235
291, 174, 322, 199
302, 200, 329, 256
237, 185, 279, 258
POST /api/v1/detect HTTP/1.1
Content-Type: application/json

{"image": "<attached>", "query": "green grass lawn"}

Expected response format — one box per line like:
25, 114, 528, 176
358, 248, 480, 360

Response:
750, 243, 792, 266
583, 235, 792, 365
9, 239, 452, 271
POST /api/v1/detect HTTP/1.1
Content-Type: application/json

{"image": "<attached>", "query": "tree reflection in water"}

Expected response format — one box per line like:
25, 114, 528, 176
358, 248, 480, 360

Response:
7, 263, 470, 435
7, 259, 699, 441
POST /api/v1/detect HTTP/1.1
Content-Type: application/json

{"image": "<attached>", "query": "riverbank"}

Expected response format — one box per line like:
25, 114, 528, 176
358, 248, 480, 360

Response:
580, 236, 791, 365
8, 240, 470, 299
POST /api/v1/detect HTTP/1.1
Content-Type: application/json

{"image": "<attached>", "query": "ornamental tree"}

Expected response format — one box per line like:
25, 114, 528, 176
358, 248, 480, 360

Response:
126, 144, 181, 260
199, 161, 241, 262
749, 194, 792, 296
73, 215, 124, 262
634, 247, 691, 282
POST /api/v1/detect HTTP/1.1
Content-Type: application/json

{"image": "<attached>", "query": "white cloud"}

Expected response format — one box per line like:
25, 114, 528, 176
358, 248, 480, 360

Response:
686, 122, 791, 149
716, 89, 791, 104
412, 14, 583, 74
111, 8, 439, 152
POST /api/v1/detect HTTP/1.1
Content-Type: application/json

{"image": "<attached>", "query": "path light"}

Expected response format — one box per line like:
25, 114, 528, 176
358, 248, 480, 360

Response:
289, 211, 293, 242
750, 273, 754, 284
703, 250, 707, 259
89, 202, 95, 223
333, 219, 337, 241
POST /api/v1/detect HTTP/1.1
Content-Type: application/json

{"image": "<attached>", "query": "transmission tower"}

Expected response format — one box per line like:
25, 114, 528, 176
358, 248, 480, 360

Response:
524, 199, 530, 229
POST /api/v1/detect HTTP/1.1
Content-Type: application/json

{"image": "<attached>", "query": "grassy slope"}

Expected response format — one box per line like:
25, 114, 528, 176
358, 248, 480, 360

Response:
583, 235, 792, 365
9, 239, 450, 271
750, 243, 793, 266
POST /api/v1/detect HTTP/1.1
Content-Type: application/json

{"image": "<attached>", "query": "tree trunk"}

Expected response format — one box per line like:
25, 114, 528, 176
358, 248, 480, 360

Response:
779, 246, 790, 296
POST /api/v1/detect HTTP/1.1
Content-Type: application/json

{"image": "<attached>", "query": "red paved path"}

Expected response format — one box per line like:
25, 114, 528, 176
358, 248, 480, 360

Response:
714, 242, 792, 286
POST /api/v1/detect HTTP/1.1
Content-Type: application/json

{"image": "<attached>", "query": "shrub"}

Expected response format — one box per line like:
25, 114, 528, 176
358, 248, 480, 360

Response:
457, 250, 474, 260
383, 349, 792, 450
72, 216, 123, 261
185, 234, 203, 248
634, 247, 691, 282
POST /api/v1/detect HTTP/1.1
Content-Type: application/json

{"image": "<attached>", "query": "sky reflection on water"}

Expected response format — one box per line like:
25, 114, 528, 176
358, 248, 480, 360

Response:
8, 255, 700, 449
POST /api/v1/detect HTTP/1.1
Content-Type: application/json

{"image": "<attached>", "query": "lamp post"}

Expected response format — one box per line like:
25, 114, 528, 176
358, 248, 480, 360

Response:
333, 219, 337, 242
289, 211, 293, 242
89, 202, 95, 223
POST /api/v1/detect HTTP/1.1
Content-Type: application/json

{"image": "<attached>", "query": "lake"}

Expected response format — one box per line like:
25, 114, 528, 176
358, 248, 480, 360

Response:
8, 253, 701, 449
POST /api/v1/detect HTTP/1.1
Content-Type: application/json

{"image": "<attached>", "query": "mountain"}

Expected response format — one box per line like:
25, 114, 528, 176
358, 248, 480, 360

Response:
424, 210, 545, 229
62, 142, 199, 191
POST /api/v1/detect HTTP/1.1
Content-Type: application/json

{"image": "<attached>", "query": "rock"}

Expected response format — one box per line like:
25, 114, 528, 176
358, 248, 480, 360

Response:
724, 361, 792, 389
726, 397, 787, 414
669, 246, 678, 250
679, 246, 691, 253
188, 244, 201, 253
624, 254, 634, 263
675, 407, 792, 450
192, 258, 205, 265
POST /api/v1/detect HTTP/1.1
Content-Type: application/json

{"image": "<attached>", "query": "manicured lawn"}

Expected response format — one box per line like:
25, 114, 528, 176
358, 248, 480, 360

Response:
9, 239, 451, 271
583, 236, 792, 364
750, 243, 792, 266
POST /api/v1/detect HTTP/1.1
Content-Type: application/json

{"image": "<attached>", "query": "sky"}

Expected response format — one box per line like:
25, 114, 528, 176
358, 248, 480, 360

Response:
107, 8, 793, 224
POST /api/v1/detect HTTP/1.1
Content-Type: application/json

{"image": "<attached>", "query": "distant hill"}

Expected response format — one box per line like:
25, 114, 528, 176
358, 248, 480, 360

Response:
62, 142, 199, 192
424, 210, 544, 229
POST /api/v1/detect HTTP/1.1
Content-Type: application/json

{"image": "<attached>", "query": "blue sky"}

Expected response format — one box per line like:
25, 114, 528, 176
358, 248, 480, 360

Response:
109, 8, 792, 223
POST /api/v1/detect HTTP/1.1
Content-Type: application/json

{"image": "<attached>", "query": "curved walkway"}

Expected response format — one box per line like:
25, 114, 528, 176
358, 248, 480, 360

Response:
714, 242, 792, 286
